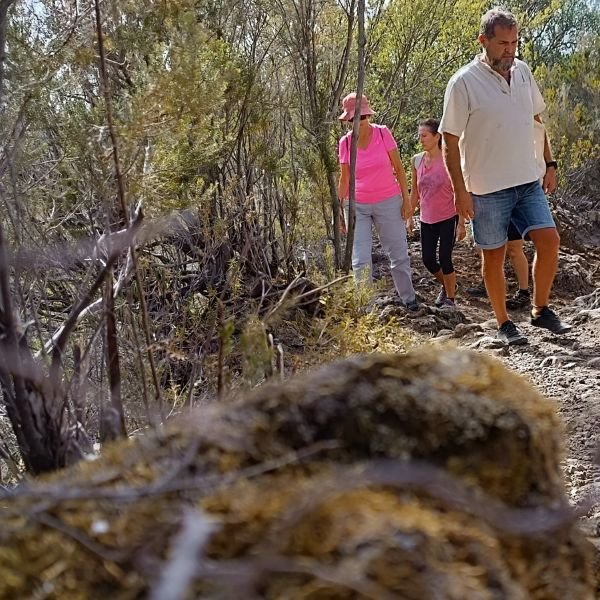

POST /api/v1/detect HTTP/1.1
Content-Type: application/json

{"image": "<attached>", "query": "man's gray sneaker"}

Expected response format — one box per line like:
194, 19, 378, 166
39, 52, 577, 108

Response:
496, 320, 528, 346
531, 306, 572, 334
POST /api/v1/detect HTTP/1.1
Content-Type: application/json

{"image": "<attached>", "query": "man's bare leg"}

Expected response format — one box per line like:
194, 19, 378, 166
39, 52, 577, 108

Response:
526, 227, 571, 333
482, 246, 509, 326
527, 227, 559, 311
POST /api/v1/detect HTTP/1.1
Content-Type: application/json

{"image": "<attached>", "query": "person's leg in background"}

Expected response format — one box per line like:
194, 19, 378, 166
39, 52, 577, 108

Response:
372, 195, 417, 305
505, 223, 530, 309
468, 225, 529, 303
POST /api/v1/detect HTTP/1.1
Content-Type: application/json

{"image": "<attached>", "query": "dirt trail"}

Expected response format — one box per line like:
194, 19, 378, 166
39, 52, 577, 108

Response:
390, 231, 600, 542
363, 158, 599, 545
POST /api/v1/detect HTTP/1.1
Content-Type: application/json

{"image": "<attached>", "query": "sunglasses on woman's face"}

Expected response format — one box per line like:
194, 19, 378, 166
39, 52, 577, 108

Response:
346, 115, 368, 122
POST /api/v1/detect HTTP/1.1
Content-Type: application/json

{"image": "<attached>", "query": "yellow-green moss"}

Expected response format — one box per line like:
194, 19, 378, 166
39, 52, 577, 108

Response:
0, 348, 592, 599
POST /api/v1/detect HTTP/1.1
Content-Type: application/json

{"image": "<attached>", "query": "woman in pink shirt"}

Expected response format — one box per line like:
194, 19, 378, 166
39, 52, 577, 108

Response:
410, 118, 466, 308
337, 93, 418, 310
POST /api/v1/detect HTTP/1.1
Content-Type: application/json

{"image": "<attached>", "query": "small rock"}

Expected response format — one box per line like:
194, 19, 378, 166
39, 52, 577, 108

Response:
573, 289, 600, 310
437, 329, 454, 337
573, 309, 600, 324
454, 323, 484, 338
490, 346, 510, 357
540, 356, 559, 368
410, 316, 439, 333
377, 306, 404, 321
478, 337, 505, 350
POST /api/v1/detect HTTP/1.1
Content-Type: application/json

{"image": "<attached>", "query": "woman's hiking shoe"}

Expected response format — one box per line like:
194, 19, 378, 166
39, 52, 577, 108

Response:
506, 289, 531, 310
466, 282, 487, 298
530, 306, 572, 334
439, 298, 456, 310
496, 320, 528, 346
435, 287, 447, 307
404, 299, 421, 312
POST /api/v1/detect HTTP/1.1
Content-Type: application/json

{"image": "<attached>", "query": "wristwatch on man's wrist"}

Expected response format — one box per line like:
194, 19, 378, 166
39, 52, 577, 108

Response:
545, 160, 558, 170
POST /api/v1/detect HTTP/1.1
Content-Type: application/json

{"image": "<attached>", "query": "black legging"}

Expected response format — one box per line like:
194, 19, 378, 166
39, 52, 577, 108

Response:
420, 215, 458, 275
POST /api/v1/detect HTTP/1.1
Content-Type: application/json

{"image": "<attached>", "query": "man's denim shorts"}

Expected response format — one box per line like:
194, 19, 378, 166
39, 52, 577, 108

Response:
471, 181, 555, 249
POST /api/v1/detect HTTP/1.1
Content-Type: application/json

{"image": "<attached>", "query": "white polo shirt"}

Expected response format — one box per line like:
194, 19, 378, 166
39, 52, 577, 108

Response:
440, 56, 546, 195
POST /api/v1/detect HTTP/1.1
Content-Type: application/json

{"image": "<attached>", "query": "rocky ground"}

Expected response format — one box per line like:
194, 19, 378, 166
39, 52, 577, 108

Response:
368, 224, 600, 550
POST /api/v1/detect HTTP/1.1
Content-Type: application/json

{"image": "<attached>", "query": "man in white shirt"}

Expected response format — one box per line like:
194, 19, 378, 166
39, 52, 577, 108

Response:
440, 7, 571, 345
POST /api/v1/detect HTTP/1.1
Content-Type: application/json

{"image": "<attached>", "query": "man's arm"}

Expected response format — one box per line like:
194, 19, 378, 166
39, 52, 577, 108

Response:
443, 132, 474, 220
534, 114, 557, 194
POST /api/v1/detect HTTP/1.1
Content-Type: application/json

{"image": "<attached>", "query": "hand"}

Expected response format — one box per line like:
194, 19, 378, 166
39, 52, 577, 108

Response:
543, 168, 557, 194
456, 223, 467, 241
454, 190, 474, 220
401, 199, 413, 221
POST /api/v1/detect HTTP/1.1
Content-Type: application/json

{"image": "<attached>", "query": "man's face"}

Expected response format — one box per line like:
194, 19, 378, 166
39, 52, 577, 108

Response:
479, 25, 518, 74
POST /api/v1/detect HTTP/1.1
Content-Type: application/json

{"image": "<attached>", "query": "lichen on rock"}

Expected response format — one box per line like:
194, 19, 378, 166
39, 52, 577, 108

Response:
0, 347, 593, 599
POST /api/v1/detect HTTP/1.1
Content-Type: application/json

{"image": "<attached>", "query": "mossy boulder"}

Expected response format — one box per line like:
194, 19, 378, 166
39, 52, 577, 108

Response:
0, 347, 593, 598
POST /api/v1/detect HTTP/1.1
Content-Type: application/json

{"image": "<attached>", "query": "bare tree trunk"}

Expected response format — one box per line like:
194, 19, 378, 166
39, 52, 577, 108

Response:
0, 225, 67, 474
103, 269, 126, 440
331, 0, 357, 270
0, 1, 72, 474
94, 0, 164, 420
344, 0, 366, 272
280, 0, 355, 271
317, 138, 342, 264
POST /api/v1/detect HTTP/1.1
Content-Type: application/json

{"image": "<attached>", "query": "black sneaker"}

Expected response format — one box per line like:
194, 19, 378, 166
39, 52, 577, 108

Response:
467, 283, 487, 298
530, 306, 572, 334
496, 320, 528, 345
506, 289, 531, 310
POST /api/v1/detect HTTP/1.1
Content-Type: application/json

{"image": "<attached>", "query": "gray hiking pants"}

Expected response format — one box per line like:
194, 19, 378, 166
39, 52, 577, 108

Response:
344, 194, 416, 303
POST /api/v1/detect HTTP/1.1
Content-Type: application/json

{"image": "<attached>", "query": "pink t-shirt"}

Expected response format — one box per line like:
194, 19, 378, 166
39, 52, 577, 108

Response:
416, 154, 456, 224
338, 125, 401, 203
